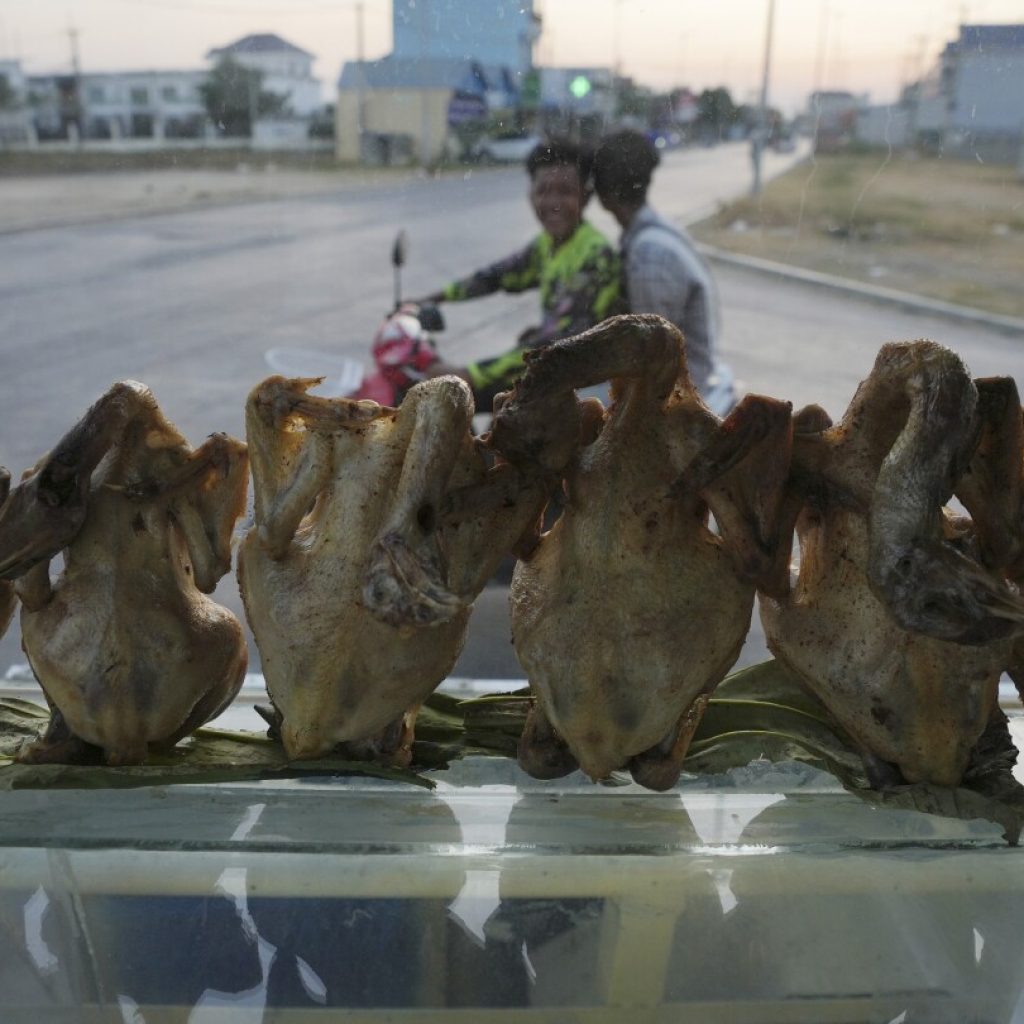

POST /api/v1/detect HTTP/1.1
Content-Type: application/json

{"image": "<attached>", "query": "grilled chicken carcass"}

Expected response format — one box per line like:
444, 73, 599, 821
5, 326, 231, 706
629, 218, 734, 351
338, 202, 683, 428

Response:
0, 382, 249, 765
489, 314, 793, 789
761, 342, 1024, 787
238, 375, 571, 764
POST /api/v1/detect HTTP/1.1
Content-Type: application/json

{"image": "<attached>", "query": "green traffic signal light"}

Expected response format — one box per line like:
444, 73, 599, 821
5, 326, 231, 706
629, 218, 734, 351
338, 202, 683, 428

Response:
569, 75, 592, 99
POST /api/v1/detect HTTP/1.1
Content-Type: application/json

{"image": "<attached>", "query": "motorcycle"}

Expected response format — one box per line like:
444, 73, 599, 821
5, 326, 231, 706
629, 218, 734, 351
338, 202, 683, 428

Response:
264, 231, 445, 408
265, 231, 739, 418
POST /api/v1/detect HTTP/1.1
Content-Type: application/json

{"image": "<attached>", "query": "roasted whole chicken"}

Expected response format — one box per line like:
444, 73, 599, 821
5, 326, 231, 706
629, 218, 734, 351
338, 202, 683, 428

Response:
761, 342, 1024, 787
489, 314, 793, 789
0, 382, 249, 765
238, 374, 573, 764
957, 374, 1024, 708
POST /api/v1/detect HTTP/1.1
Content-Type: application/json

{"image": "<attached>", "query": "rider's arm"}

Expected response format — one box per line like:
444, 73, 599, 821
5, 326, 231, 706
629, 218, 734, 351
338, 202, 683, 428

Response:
464, 346, 529, 397
465, 241, 622, 397
438, 240, 542, 302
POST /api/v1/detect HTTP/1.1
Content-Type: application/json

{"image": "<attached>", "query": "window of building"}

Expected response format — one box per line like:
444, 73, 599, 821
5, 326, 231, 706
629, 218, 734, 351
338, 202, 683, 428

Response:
161, 85, 178, 102
130, 86, 149, 105
87, 85, 105, 103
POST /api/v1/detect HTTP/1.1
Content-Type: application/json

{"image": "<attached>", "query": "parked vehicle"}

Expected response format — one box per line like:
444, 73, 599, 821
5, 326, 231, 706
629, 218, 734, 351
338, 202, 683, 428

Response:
473, 132, 541, 163
264, 232, 444, 409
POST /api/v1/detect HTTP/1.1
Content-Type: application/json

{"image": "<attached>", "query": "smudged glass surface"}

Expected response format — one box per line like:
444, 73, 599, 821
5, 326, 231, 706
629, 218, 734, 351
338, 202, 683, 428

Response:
2, 757, 1023, 1020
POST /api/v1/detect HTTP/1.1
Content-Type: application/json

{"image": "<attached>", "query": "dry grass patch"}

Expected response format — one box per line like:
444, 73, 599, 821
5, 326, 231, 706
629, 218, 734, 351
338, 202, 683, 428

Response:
692, 151, 1024, 318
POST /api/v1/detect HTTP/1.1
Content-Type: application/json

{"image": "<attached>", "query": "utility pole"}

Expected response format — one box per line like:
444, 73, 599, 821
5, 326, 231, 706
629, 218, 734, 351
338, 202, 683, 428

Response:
611, 0, 623, 121
751, 0, 776, 196
247, 69, 258, 142
67, 23, 83, 144
418, 0, 431, 167
355, 0, 366, 149
811, 2, 830, 151
812, 2, 830, 95
68, 25, 81, 79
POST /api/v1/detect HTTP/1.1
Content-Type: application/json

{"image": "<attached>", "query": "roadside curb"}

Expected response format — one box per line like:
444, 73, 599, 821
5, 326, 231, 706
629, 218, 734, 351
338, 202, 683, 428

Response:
699, 244, 1024, 337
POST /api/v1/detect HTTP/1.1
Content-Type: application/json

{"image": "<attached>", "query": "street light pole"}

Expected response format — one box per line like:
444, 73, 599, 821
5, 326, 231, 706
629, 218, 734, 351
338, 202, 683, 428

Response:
355, 0, 366, 155
611, 0, 623, 122
67, 22, 83, 145
751, 0, 777, 196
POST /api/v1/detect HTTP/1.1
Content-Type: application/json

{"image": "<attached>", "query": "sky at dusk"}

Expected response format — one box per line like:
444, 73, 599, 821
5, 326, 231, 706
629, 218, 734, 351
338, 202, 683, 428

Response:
2, 0, 1022, 113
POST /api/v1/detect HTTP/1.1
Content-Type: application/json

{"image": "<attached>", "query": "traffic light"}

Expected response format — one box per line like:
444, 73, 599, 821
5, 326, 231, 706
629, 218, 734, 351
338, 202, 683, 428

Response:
569, 75, 592, 100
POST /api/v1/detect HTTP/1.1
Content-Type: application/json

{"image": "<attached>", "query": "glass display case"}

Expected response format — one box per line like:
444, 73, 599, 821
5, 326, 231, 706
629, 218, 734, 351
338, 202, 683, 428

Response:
3, 5, 1024, 1023
3, 734, 1023, 1023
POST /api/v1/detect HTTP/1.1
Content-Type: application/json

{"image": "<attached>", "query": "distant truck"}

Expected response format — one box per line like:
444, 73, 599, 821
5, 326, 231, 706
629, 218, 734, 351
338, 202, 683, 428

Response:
472, 132, 540, 163
807, 90, 862, 154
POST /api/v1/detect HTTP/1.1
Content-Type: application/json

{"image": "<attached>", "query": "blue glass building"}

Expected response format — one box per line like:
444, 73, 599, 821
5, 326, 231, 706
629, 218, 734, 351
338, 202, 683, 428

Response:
392, 0, 538, 74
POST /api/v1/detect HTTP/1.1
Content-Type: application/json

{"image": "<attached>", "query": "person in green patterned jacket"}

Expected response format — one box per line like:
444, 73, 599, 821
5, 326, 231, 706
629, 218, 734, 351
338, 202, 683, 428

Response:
419, 138, 622, 409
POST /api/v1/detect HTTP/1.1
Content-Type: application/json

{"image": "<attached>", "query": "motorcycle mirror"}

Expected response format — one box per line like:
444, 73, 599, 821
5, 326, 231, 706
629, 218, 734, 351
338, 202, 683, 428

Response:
391, 231, 407, 269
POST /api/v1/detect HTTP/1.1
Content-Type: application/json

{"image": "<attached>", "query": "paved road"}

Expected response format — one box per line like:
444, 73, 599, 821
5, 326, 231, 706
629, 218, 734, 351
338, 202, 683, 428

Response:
454, 257, 1024, 679
0, 142, 802, 470
2, 141, 1021, 682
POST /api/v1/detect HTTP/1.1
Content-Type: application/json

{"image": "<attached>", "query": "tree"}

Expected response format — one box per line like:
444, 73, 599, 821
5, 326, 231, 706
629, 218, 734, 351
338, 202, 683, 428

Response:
308, 104, 335, 140
696, 87, 739, 140
0, 74, 17, 110
615, 77, 655, 122
199, 56, 288, 137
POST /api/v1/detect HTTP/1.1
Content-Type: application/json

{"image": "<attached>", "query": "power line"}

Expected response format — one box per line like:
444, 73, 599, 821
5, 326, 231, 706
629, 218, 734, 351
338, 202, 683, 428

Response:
112, 0, 383, 15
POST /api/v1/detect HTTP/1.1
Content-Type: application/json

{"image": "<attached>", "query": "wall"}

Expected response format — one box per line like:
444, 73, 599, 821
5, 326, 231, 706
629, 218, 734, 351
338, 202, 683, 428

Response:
951, 50, 1024, 134
81, 71, 207, 139
336, 87, 453, 165
252, 117, 331, 150
856, 106, 911, 148
913, 94, 948, 134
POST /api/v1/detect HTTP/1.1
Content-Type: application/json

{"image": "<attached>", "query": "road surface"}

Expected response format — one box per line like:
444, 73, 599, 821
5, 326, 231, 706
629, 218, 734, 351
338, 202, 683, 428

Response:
1, 141, 1020, 683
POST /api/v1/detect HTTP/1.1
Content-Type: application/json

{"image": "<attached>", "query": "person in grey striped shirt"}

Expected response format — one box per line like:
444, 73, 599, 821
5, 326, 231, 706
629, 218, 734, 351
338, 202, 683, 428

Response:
593, 130, 737, 415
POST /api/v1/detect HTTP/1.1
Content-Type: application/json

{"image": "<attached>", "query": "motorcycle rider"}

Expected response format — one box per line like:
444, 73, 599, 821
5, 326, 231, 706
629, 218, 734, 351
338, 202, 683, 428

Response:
593, 129, 737, 414
417, 138, 622, 409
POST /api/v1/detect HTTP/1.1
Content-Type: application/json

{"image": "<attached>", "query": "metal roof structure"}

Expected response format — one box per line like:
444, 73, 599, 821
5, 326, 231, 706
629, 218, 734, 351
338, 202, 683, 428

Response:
207, 33, 313, 60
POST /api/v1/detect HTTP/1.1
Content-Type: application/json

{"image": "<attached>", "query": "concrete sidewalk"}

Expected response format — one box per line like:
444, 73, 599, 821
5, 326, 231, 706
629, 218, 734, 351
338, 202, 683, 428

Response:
0, 164, 416, 234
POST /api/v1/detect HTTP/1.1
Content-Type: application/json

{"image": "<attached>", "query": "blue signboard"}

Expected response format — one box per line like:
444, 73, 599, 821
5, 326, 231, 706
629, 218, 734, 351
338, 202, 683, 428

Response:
448, 92, 487, 126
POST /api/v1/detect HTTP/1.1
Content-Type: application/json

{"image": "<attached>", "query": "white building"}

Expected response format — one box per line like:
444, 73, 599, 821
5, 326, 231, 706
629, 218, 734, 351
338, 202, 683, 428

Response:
944, 25, 1024, 136
908, 24, 1024, 161
207, 33, 322, 117
80, 70, 208, 138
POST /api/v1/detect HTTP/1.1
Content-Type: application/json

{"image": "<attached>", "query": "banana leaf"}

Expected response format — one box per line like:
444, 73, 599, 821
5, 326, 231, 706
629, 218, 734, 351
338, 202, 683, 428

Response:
0, 702, 433, 791
1, 661, 1021, 842
701, 660, 1024, 843
0, 696, 50, 760
454, 661, 1024, 841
